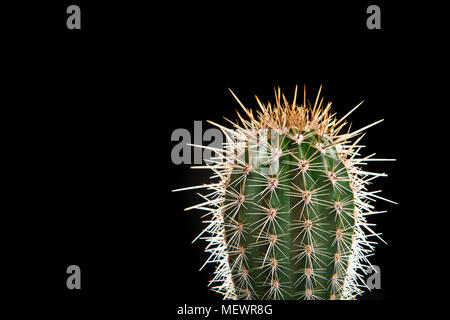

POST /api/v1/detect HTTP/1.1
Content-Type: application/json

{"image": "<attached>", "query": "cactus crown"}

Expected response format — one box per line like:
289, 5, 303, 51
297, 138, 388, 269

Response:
176, 86, 394, 300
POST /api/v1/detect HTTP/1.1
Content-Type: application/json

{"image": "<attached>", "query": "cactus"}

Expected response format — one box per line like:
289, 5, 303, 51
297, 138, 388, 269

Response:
175, 86, 394, 300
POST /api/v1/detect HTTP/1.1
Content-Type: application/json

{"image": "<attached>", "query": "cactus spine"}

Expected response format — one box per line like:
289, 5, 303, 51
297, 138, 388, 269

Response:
177, 86, 394, 300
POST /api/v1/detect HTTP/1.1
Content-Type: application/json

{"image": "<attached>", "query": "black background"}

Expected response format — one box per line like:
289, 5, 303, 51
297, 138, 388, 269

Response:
3, 0, 439, 317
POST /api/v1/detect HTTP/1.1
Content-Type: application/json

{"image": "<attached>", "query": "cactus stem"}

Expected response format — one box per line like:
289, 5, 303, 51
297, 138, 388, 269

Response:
175, 86, 395, 300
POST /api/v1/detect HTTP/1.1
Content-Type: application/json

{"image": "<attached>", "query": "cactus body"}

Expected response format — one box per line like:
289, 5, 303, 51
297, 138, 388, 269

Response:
177, 87, 393, 300
224, 130, 355, 300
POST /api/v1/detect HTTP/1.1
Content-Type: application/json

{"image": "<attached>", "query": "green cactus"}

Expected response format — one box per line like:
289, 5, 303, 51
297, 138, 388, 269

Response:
176, 86, 394, 300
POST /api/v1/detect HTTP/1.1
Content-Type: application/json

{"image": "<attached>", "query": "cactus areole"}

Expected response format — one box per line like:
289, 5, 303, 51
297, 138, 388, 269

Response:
178, 86, 393, 300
